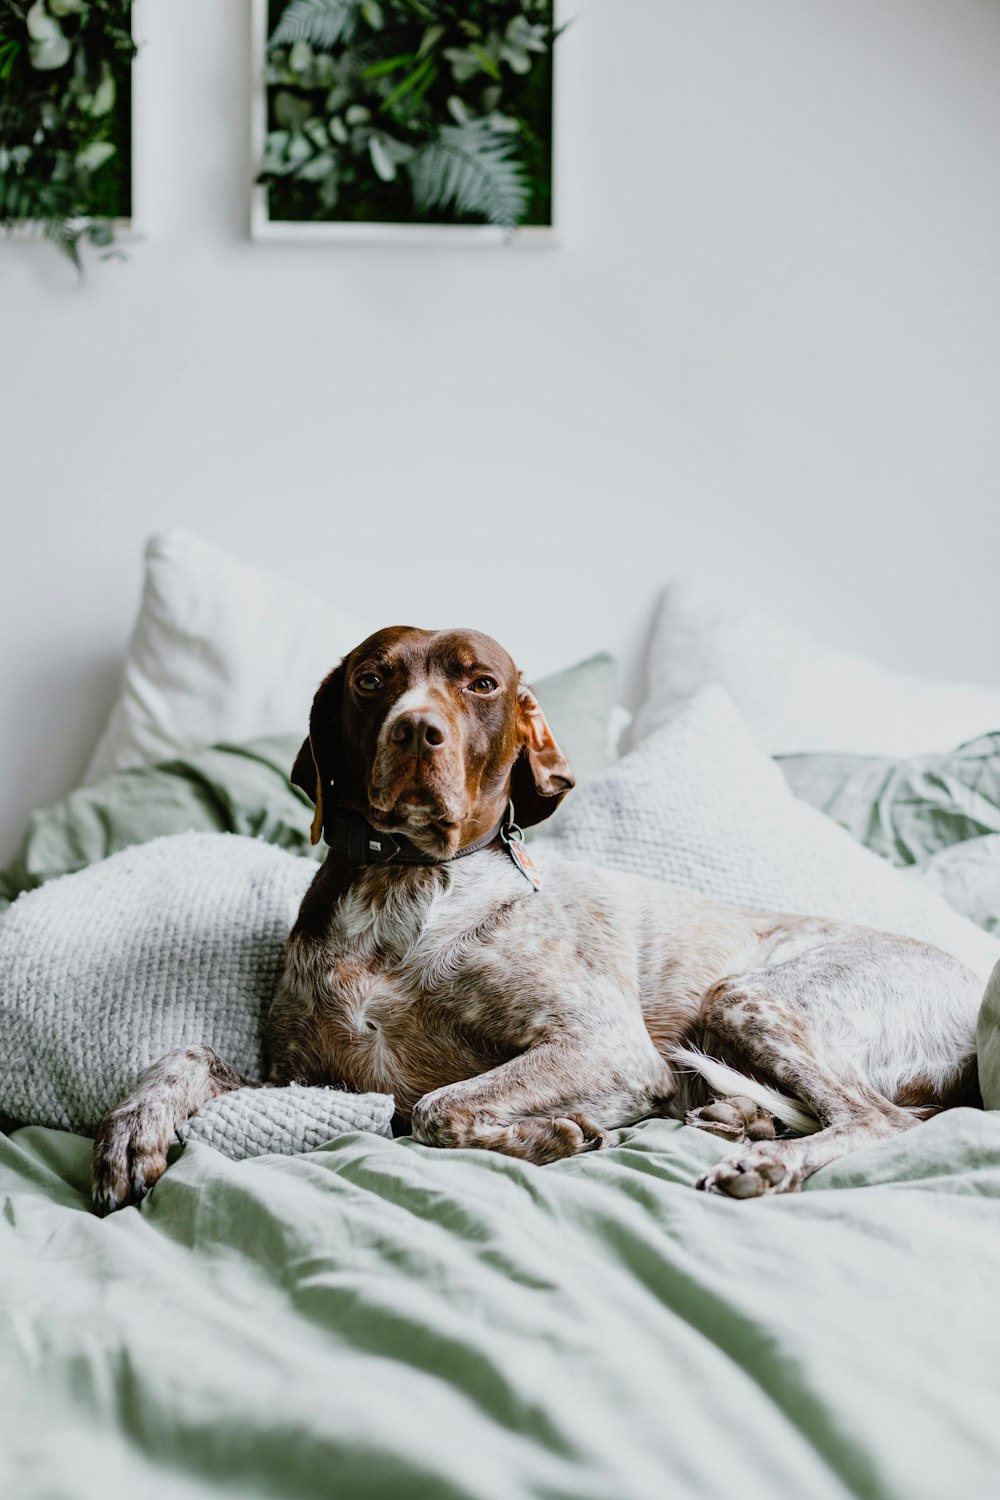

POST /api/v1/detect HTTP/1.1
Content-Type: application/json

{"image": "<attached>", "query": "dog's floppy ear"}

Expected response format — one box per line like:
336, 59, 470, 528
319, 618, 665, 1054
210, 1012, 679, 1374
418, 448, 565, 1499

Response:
509, 684, 575, 829
290, 736, 325, 846
290, 662, 347, 846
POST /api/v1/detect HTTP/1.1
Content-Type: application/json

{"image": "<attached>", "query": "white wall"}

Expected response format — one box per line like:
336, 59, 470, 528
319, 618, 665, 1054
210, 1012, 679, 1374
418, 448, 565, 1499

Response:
2, 0, 1000, 863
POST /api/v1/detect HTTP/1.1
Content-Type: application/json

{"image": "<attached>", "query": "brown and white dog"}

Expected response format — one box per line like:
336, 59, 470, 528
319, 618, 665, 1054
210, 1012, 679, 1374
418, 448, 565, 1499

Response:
92, 626, 983, 1214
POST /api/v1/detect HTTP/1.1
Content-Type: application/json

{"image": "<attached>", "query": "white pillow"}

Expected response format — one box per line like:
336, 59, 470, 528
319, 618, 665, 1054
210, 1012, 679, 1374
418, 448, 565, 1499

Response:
535, 687, 1000, 983
84, 530, 372, 782
633, 579, 1000, 757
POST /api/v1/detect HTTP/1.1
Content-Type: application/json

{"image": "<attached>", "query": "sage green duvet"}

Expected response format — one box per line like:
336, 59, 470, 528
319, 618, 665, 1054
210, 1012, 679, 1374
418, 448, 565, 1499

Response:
4, 717, 1000, 1499
3, 1111, 1000, 1500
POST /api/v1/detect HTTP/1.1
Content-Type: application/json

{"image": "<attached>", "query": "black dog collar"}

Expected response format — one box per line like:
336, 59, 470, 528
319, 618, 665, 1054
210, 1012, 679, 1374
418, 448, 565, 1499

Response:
322, 809, 504, 867
322, 801, 541, 889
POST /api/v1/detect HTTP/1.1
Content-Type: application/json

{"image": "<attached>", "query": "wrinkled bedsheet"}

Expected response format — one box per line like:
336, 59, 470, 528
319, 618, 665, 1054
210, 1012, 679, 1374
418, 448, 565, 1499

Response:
2, 1113, 999, 1500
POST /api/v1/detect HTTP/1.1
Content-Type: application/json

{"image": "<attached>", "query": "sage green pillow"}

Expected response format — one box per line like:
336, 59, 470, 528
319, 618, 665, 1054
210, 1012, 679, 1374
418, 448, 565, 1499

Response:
977, 960, 1000, 1109
778, 733, 1000, 867
0, 653, 618, 908
778, 735, 1000, 940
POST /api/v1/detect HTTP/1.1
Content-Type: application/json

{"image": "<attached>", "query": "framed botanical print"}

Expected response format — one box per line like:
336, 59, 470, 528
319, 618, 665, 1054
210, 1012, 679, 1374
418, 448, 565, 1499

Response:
0, 0, 138, 263
251, 0, 560, 244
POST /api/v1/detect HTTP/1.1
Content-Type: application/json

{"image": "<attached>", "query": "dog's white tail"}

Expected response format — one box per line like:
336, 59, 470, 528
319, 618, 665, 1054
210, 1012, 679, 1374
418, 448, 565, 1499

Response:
670, 1047, 822, 1136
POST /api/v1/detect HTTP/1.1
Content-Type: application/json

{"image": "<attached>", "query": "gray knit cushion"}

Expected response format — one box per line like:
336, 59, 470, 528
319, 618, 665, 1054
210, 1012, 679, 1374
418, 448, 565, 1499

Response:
187, 1085, 393, 1157
0, 833, 394, 1151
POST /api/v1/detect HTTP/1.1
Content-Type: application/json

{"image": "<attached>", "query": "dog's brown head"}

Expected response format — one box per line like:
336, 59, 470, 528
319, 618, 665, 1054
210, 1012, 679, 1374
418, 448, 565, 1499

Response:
291, 626, 575, 859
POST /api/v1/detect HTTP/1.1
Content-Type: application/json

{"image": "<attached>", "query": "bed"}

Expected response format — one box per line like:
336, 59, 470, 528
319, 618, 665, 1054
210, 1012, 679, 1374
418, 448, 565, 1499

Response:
3, 537, 1000, 1500
4, 1102, 1000, 1500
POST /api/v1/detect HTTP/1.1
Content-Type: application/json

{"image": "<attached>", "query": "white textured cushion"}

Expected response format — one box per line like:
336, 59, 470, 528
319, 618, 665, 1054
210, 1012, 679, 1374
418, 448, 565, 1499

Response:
0, 833, 394, 1147
84, 530, 371, 782
634, 578, 1000, 757
536, 687, 1000, 982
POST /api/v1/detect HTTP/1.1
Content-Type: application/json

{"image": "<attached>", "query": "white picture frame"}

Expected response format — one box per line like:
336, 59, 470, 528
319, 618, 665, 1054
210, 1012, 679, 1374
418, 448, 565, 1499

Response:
249, 0, 559, 247
4, 0, 145, 249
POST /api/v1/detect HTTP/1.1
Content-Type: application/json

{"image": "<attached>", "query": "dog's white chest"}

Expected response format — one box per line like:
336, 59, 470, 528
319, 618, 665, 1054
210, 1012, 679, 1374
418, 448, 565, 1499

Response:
318, 859, 528, 1105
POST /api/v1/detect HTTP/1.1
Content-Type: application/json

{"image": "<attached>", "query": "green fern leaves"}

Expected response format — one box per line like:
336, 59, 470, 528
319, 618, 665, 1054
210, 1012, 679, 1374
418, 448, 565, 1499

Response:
270, 0, 366, 51
409, 122, 528, 229
0, 168, 81, 266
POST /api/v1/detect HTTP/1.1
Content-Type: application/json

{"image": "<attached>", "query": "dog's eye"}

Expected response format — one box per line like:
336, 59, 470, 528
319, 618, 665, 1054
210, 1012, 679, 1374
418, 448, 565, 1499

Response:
355, 672, 382, 692
468, 676, 498, 696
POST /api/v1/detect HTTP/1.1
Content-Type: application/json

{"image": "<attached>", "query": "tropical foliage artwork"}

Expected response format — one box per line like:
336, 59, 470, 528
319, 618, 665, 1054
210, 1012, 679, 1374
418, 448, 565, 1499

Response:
0, 0, 134, 263
260, 0, 556, 231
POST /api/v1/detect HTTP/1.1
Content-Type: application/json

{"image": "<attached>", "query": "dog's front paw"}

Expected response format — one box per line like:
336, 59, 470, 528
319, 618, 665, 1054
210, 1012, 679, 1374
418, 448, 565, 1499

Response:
506, 1113, 607, 1165
91, 1102, 177, 1216
412, 1095, 608, 1165
696, 1143, 797, 1199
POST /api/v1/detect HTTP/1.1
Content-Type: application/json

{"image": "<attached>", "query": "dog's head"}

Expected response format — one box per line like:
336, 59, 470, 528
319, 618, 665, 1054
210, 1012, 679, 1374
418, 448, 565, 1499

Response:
291, 626, 575, 859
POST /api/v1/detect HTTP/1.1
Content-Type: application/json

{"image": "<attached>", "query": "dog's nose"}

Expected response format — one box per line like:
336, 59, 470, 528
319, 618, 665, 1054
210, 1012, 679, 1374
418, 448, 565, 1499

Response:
389, 711, 448, 759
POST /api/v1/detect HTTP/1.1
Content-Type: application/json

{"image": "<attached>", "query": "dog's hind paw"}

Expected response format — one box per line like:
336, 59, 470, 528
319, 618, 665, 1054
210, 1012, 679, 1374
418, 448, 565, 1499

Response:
686, 1095, 777, 1143
696, 1143, 799, 1199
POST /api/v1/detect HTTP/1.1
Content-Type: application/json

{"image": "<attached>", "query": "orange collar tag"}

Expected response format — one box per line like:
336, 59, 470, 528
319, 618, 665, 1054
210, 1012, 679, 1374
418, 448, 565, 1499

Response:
504, 832, 542, 891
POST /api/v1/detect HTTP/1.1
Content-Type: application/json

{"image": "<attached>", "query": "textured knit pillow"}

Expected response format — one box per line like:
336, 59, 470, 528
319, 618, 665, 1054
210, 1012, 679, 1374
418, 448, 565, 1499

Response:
534, 688, 1000, 982
634, 578, 1000, 757
187, 1085, 393, 1159
0, 833, 394, 1147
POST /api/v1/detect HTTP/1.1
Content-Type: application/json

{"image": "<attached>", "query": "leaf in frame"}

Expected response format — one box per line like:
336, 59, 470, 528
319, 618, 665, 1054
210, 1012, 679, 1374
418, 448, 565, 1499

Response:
379, 53, 434, 114
0, 39, 22, 82
505, 16, 548, 55
26, 2, 62, 42
361, 52, 414, 80
269, 0, 364, 52
470, 43, 502, 82
296, 150, 337, 181
76, 140, 116, 173
29, 34, 72, 71
288, 40, 313, 73
408, 121, 528, 230
286, 131, 313, 166
500, 45, 531, 76
42, 216, 81, 269
417, 24, 445, 59
443, 47, 479, 84
304, 117, 331, 148
81, 65, 117, 117
403, 59, 437, 114
274, 90, 312, 129
260, 130, 291, 173
368, 133, 397, 181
